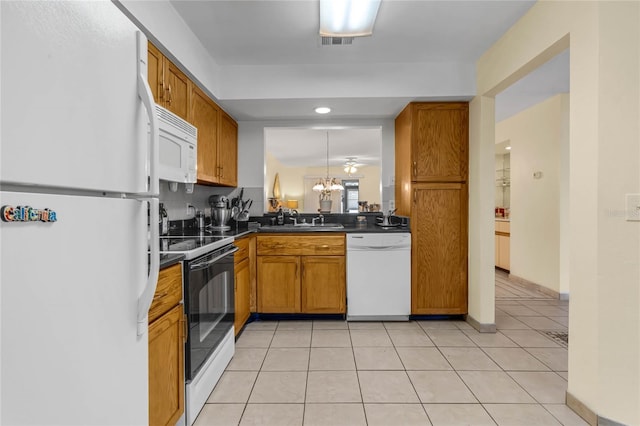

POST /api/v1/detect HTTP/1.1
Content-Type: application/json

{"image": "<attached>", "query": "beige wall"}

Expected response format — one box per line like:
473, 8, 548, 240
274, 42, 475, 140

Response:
473, 2, 640, 424
495, 94, 569, 295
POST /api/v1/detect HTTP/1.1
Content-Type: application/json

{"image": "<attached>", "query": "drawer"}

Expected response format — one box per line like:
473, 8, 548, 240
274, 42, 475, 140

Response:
234, 236, 250, 263
149, 263, 182, 324
495, 220, 510, 234
257, 234, 345, 256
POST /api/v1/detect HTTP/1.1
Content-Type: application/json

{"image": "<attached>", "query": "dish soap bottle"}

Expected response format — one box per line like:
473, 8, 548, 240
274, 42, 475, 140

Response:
159, 203, 168, 235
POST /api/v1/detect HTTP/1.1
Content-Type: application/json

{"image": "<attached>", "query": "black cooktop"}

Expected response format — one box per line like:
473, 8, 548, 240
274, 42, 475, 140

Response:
159, 232, 234, 260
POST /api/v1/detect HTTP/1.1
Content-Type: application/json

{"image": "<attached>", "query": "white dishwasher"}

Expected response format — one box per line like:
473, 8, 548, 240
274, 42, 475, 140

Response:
346, 233, 411, 321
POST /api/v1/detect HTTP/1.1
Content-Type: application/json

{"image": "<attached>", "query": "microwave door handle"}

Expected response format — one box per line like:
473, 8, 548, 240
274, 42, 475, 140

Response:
136, 31, 159, 197
189, 247, 240, 270
137, 198, 160, 337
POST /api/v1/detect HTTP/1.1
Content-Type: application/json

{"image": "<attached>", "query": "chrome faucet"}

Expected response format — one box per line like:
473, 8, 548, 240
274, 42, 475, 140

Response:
381, 209, 397, 226
312, 214, 324, 225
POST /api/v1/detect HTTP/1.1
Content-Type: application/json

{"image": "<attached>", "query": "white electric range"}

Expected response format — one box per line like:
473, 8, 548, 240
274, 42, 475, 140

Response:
160, 231, 237, 425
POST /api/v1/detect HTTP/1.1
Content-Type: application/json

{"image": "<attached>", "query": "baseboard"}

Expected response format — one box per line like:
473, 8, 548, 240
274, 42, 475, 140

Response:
508, 273, 568, 300
566, 391, 598, 426
466, 314, 496, 333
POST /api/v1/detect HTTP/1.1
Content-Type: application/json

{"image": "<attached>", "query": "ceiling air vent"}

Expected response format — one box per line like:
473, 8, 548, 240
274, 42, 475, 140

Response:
321, 36, 354, 46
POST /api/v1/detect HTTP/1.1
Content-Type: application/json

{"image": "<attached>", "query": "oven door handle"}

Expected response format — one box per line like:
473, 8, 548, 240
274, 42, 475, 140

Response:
189, 246, 239, 270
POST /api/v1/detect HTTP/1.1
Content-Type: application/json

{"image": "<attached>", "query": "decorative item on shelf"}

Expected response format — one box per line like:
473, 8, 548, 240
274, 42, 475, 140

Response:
267, 198, 281, 212
268, 173, 283, 212
313, 131, 344, 213
273, 173, 281, 199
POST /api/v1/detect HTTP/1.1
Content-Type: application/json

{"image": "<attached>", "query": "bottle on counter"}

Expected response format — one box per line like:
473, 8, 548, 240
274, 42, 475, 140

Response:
277, 207, 284, 225
159, 203, 168, 235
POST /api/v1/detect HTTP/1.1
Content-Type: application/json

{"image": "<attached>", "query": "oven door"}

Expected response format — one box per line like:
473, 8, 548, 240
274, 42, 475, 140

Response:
184, 244, 238, 381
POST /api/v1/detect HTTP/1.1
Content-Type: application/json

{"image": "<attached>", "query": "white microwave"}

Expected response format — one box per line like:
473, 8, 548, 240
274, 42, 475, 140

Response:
156, 105, 197, 184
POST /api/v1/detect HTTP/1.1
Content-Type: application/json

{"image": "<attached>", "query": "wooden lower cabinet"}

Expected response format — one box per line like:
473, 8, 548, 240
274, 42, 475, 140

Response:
256, 235, 346, 314
234, 257, 251, 333
301, 256, 346, 313
149, 303, 184, 426
149, 264, 185, 426
411, 183, 468, 315
234, 235, 255, 334
257, 256, 301, 313
495, 221, 511, 270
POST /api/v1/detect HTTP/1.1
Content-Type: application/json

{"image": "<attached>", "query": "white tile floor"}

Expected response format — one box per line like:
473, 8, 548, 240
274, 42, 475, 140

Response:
193, 271, 586, 425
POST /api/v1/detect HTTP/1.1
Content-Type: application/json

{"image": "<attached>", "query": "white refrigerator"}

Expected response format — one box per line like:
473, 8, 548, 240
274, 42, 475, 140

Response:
1, 2, 160, 425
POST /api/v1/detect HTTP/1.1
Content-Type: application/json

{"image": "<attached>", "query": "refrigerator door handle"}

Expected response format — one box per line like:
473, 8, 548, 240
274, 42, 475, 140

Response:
135, 31, 160, 336
138, 197, 159, 336
136, 31, 159, 197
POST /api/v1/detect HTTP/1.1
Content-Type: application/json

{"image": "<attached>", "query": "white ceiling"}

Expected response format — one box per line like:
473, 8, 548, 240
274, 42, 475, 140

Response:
168, 0, 569, 163
265, 127, 382, 168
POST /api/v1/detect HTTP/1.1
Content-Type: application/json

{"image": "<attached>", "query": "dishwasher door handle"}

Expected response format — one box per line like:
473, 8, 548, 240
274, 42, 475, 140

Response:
353, 245, 397, 250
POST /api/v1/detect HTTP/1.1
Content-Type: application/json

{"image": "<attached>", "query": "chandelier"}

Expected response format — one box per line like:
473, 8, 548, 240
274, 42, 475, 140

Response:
313, 131, 344, 195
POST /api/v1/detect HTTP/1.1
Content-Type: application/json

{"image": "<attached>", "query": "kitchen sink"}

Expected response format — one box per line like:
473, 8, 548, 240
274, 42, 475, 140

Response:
259, 223, 344, 232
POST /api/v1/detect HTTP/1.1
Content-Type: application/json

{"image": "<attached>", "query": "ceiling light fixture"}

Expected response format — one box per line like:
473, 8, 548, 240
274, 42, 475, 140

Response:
505, 146, 512, 150
343, 157, 358, 175
319, 0, 382, 37
313, 131, 344, 196
315, 106, 331, 114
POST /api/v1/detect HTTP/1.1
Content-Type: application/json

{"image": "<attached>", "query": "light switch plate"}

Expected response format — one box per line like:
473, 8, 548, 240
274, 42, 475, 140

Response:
625, 193, 640, 221
389, 200, 395, 210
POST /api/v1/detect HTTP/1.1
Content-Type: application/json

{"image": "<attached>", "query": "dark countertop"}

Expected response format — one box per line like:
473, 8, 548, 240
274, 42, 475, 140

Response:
154, 217, 407, 269
159, 253, 184, 269
257, 223, 410, 233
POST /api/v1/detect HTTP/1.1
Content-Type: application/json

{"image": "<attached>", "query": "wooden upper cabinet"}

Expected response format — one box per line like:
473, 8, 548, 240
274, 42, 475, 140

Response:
218, 111, 238, 187
164, 61, 190, 121
147, 42, 163, 104
187, 79, 238, 187
396, 102, 468, 183
189, 85, 220, 184
148, 42, 238, 187
147, 42, 190, 122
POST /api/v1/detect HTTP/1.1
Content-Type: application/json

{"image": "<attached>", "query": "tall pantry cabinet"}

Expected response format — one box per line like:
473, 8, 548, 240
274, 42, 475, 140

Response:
395, 102, 469, 315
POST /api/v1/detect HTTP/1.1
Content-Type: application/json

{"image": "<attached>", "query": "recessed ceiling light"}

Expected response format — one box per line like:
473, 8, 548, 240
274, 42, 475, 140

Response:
505, 146, 512, 150
315, 107, 331, 114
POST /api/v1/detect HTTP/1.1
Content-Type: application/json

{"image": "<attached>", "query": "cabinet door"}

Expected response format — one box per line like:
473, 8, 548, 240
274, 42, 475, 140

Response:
301, 256, 346, 314
249, 236, 257, 313
149, 263, 182, 324
497, 234, 510, 270
257, 256, 300, 313
234, 257, 251, 335
189, 84, 220, 184
411, 183, 468, 314
218, 110, 238, 187
411, 103, 468, 182
164, 60, 190, 121
147, 42, 164, 105
149, 304, 184, 426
